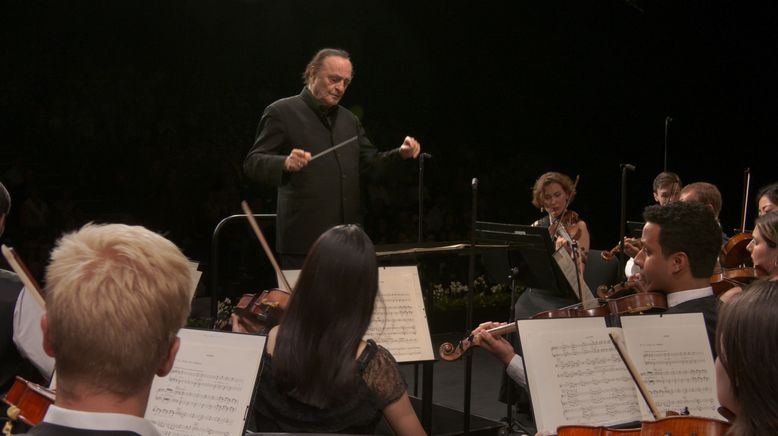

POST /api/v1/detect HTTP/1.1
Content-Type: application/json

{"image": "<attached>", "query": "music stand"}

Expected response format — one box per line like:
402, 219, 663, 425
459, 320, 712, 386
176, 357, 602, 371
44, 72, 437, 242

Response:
475, 221, 579, 301
626, 221, 645, 238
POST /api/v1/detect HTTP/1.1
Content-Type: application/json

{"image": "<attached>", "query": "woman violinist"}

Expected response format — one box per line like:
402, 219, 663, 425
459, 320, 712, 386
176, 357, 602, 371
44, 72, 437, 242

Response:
515, 171, 592, 320
719, 211, 778, 303
245, 225, 425, 435
716, 280, 778, 435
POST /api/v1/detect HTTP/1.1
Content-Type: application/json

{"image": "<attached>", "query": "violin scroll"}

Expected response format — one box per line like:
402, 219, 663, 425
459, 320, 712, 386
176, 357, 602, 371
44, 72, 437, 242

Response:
438, 322, 517, 361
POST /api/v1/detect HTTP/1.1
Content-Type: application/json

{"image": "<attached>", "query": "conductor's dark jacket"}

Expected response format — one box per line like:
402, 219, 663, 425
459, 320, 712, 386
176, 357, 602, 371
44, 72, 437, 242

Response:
244, 88, 401, 255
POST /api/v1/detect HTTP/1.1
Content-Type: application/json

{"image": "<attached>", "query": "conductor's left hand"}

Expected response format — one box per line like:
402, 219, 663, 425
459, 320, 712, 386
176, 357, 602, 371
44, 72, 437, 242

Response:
399, 136, 421, 159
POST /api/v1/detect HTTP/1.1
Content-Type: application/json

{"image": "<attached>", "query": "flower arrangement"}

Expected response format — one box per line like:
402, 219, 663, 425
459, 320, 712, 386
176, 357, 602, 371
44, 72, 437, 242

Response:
429, 275, 515, 312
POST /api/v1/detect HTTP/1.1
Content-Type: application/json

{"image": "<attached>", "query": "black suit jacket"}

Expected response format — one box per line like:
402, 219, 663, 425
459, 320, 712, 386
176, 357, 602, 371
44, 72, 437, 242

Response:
664, 294, 719, 358
0, 269, 40, 394
244, 88, 401, 255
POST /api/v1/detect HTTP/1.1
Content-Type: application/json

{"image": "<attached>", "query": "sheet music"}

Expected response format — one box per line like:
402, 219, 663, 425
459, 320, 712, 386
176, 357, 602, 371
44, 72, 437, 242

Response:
365, 266, 434, 362
518, 318, 643, 433
187, 261, 202, 298
280, 266, 434, 363
145, 328, 266, 436
620, 314, 720, 419
552, 247, 594, 306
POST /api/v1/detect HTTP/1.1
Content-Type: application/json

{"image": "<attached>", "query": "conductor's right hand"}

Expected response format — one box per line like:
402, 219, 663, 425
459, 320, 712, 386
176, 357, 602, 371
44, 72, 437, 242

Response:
284, 149, 312, 172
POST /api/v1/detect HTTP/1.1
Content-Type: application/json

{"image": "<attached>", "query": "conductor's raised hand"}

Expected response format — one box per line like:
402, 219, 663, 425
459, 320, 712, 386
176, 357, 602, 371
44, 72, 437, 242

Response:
399, 136, 421, 159
284, 148, 312, 172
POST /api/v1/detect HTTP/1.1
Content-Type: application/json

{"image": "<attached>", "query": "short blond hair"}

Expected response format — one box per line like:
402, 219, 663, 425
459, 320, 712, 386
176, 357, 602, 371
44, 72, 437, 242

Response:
45, 223, 192, 397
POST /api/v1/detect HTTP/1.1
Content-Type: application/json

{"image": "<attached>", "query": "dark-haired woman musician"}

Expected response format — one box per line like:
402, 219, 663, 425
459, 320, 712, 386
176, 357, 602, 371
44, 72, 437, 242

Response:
247, 225, 425, 435
716, 279, 778, 435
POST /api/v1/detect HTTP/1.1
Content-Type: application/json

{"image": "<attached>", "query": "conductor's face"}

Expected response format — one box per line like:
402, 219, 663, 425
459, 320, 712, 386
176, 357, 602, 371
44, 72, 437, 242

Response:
308, 55, 353, 108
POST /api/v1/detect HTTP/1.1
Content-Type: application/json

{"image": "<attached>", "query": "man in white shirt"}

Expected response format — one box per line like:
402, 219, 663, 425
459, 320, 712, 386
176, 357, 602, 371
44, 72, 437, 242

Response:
17, 223, 193, 436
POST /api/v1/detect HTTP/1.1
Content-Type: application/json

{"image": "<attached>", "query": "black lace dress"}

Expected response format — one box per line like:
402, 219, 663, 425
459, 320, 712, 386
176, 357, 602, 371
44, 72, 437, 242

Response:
252, 340, 407, 434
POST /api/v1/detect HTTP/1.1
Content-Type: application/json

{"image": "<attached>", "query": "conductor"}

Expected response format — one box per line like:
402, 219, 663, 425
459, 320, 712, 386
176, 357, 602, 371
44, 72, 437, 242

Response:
243, 48, 422, 268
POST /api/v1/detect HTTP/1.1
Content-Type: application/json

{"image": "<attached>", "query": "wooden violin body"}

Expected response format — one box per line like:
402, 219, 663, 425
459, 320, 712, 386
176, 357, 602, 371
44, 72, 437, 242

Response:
2, 376, 55, 427
232, 288, 291, 334
557, 416, 731, 436
439, 290, 667, 361
719, 232, 753, 269
532, 292, 667, 319
710, 266, 760, 295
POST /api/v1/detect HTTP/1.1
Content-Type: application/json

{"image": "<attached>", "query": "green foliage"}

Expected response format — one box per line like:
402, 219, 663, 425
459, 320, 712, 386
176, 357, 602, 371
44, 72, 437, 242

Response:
429, 275, 515, 312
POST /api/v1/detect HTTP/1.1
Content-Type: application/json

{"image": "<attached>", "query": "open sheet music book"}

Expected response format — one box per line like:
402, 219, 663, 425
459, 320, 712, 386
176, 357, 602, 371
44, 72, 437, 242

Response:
280, 265, 434, 363
145, 328, 266, 436
518, 313, 720, 434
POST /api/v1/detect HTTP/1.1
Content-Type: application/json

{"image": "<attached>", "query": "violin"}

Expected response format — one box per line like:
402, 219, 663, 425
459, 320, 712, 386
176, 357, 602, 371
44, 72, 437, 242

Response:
231, 288, 291, 334
557, 416, 731, 436
439, 291, 667, 361
710, 266, 760, 296
601, 238, 642, 263
227, 202, 294, 334
2, 376, 55, 427
719, 232, 753, 269
550, 210, 583, 244
531, 300, 610, 319
597, 280, 640, 299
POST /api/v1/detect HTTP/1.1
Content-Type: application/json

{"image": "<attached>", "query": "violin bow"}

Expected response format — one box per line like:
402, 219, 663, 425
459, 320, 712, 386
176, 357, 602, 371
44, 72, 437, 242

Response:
1, 245, 46, 308
240, 201, 293, 293
740, 168, 751, 232
608, 331, 664, 420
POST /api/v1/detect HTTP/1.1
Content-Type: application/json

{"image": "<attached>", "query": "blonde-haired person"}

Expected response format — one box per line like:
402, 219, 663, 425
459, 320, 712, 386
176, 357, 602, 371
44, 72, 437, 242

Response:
716, 280, 778, 435
719, 211, 778, 303
26, 223, 192, 435
518, 171, 592, 320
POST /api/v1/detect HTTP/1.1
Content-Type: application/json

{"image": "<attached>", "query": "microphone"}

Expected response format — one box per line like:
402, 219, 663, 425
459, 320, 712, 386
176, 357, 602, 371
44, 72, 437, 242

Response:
472, 178, 478, 189
621, 163, 636, 172
421, 152, 432, 159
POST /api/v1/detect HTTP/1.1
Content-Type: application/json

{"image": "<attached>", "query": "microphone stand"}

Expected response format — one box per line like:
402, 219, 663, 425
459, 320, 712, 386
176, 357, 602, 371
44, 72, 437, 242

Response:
463, 177, 478, 435
416, 153, 433, 433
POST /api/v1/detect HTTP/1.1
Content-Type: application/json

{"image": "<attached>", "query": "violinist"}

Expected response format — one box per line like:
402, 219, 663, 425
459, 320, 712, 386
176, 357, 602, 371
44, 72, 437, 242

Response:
652, 171, 683, 206
715, 280, 778, 435
622, 171, 683, 277
756, 182, 778, 216
516, 171, 592, 321
246, 225, 425, 435
633, 201, 722, 355
719, 211, 778, 303
19, 223, 193, 436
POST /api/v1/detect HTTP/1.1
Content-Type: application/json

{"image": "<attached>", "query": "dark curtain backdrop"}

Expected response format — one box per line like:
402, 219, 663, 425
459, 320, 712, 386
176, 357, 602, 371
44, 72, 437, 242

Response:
1, 0, 776, 281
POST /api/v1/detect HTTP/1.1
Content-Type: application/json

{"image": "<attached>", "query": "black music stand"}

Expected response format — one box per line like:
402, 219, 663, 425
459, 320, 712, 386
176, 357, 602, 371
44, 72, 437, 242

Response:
626, 221, 645, 238
475, 221, 579, 301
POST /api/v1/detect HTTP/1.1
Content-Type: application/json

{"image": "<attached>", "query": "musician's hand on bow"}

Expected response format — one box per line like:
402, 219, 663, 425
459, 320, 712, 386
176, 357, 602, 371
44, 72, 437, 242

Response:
399, 136, 421, 159
284, 149, 312, 172
472, 321, 516, 366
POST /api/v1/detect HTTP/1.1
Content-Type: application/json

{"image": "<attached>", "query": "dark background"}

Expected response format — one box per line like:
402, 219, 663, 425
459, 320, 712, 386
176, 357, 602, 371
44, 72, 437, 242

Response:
1, 0, 776, 289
